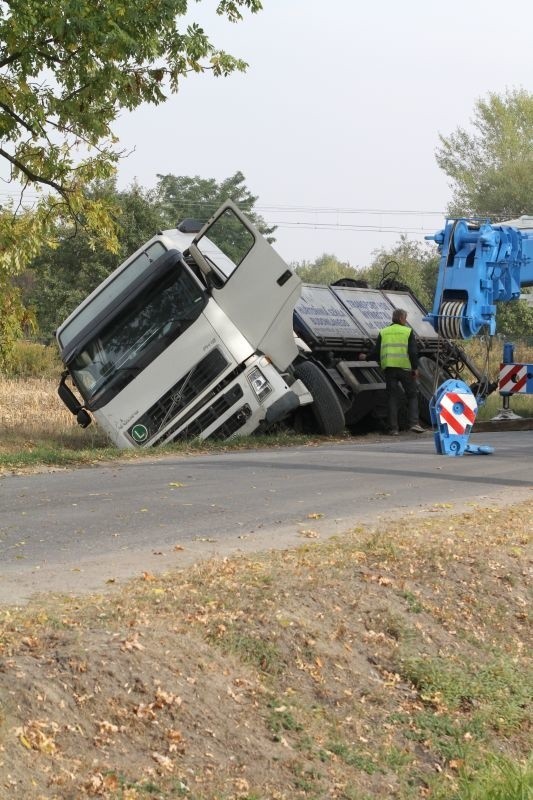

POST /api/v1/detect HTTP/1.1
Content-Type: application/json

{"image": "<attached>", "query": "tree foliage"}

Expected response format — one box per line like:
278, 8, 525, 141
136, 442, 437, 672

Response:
435, 89, 533, 219
359, 237, 439, 309
496, 294, 533, 339
294, 253, 361, 286
0, 0, 262, 368
155, 171, 275, 240
292, 243, 438, 310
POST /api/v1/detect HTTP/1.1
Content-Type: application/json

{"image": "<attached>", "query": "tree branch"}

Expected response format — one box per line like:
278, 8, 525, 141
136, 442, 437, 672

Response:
0, 101, 37, 135
0, 50, 25, 68
0, 147, 67, 195
1, 39, 67, 69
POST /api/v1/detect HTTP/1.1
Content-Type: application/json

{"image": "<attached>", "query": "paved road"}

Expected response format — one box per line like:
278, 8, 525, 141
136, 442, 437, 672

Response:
1, 431, 531, 604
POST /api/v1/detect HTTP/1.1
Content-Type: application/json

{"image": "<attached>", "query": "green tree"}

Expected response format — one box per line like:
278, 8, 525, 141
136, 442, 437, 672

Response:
496, 293, 533, 338
359, 237, 439, 309
435, 88, 533, 219
294, 253, 361, 286
0, 0, 262, 369
155, 171, 275, 240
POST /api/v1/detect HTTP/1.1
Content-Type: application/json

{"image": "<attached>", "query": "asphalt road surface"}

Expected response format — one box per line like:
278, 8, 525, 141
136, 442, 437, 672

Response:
1, 431, 531, 604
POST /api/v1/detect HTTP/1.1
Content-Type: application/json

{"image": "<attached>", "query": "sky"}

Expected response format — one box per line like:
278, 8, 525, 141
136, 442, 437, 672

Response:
112, 0, 532, 269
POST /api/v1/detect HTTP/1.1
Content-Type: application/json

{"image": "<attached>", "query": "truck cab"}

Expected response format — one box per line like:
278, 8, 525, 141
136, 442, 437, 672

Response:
56, 201, 313, 447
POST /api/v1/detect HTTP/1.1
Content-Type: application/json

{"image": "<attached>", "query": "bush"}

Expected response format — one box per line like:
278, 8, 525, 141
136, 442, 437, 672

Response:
4, 340, 62, 379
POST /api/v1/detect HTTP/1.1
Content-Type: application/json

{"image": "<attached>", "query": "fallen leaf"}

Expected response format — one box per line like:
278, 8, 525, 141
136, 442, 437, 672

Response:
121, 632, 145, 652
449, 759, 464, 770
17, 732, 31, 750
152, 751, 174, 771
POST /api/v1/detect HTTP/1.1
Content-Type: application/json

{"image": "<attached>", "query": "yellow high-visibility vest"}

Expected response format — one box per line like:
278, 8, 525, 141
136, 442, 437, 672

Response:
380, 324, 411, 369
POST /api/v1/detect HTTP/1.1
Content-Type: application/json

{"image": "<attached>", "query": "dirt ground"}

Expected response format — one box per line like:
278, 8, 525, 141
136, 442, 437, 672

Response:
0, 498, 531, 800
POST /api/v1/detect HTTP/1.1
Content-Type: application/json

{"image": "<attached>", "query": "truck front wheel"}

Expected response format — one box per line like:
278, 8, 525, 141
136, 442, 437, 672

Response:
294, 361, 345, 436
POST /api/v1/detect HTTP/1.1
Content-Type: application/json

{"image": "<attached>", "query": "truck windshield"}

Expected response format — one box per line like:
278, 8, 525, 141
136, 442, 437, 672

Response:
69, 264, 206, 406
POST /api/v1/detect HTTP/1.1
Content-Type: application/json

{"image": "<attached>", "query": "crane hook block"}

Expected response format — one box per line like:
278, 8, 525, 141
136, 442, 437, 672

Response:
429, 379, 494, 456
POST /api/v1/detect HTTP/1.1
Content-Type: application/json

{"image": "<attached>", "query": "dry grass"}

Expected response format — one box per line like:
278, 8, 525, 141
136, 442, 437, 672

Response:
0, 377, 74, 431
461, 338, 533, 419
0, 376, 108, 451
461, 337, 533, 380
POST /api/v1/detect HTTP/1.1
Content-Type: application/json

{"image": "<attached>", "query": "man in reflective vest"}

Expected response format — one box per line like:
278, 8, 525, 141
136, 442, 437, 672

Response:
362, 308, 425, 435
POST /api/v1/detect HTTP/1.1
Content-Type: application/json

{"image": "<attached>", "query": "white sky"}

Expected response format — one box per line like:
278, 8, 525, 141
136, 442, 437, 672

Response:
113, 0, 532, 268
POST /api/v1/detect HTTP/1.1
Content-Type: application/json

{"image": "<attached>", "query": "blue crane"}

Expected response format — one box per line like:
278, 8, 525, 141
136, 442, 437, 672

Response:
425, 216, 533, 452
425, 216, 533, 339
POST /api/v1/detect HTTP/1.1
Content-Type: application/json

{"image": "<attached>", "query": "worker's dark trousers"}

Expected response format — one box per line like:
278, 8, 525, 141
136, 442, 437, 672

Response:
384, 367, 419, 431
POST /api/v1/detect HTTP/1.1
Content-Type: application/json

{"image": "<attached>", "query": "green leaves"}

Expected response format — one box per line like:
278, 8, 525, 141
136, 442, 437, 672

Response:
294, 253, 360, 285
436, 89, 533, 219
154, 171, 275, 240
0, 0, 262, 198
217, 0, 264, 22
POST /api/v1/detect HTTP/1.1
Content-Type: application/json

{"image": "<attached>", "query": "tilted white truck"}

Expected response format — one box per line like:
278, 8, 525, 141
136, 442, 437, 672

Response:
56, 200, 489, 444
56, 201, 320, 447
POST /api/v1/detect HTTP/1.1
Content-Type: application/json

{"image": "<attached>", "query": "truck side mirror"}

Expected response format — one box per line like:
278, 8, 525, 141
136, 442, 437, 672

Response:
58, 372, 92, 427
76, 409, 92, 428
58, 374, 82, 415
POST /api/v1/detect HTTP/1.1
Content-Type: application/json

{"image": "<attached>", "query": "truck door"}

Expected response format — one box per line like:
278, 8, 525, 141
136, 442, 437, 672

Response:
188, 200, 300, 370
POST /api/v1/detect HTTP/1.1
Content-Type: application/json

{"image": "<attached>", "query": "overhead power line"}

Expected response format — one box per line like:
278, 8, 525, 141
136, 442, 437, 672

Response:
255, 204, 446, 217
269, 221, 436, 235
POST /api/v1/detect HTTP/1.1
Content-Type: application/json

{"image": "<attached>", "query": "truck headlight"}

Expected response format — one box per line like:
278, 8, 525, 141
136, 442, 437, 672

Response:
247, 367, 272, 402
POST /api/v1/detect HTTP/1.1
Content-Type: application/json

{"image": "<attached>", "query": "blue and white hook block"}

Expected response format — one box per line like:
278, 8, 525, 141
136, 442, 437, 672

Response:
430, 379, 494, 456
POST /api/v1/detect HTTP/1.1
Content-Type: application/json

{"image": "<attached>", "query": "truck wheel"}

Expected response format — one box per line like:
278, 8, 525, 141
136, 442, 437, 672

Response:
294, 361, 345, 436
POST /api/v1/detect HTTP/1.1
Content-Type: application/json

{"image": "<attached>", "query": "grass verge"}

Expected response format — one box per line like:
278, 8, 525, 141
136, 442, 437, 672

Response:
0, 500, 530, 799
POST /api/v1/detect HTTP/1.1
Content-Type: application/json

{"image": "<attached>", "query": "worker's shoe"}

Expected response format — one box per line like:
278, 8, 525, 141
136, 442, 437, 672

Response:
388, 429, 399, 436
410, 424, 425, 433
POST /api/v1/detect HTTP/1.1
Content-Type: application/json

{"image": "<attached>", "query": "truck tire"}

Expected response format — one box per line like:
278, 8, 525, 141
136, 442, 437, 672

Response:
294, 360, 346, 436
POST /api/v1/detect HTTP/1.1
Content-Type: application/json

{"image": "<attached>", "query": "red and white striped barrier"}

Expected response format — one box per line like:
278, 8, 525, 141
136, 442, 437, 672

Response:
437, 390, 477, 435
498, 363, 528, 394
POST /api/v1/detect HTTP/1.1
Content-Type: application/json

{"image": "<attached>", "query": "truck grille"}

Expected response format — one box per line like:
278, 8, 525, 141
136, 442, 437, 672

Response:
127, 348, 229, 443
178, 386, 252, 440
161, 386, 247, 443
209, 404, 252, 440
